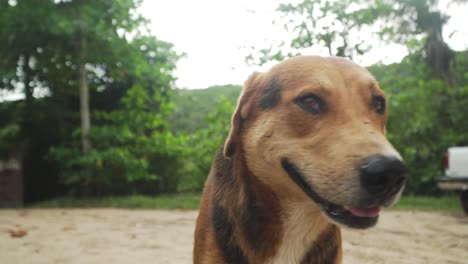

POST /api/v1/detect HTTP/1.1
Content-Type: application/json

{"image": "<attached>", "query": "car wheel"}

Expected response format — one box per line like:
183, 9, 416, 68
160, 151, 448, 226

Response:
461, 190, 468, 215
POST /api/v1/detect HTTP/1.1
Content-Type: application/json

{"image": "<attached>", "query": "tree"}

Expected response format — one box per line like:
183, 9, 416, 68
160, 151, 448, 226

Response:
180, 97, 235, 191
0, 1, 57, 127
246, 0, 385, 65
50, 35, 183, 195
368, 51, 468, 194
170, 85, 241, 134
375, 0, 456, 85
49, 0, 148, 153
0, 0, 149, 153
247, 0, 462, 85
0, 0, 183, 198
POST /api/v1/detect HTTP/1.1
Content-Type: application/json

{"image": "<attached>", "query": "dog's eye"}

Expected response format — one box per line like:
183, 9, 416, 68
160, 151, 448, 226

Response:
294, 94, 326, 114
372, 96, 386, 115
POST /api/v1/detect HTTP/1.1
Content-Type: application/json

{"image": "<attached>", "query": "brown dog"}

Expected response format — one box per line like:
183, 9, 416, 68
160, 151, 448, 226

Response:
193, 56, 406, 264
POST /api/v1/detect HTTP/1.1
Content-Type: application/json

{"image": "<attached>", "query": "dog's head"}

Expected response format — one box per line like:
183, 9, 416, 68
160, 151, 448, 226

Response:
224, 56, 406, 229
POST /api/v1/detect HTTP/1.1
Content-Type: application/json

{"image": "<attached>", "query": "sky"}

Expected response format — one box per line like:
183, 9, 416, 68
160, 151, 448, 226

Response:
141, 0, 468, 89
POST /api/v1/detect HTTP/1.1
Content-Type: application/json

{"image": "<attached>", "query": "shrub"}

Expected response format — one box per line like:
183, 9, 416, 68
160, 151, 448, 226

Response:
50, 84, 185, 196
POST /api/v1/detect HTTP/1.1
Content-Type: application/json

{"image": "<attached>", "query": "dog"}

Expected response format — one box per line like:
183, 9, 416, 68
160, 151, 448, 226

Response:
193, 56, 406, 264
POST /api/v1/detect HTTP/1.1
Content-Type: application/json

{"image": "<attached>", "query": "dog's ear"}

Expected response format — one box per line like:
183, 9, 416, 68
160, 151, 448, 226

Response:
223, 72, 262, 158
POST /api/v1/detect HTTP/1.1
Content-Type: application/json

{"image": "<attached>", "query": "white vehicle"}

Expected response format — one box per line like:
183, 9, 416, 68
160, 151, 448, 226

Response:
437, 147, 468, 214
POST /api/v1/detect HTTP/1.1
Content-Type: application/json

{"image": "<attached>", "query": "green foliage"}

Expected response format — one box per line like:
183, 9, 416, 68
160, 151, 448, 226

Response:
0, 101, 22, 154
392, 195, 460, 211
0, 0, 149, 99
177, 96, 236, 191
369, 51, 468, 194
170, 85, 241, 134
0, 0, 186, 198
0, 124, 20, 154
30, 193, 201, 209
49, 33, 183, 196
50, 84, 184, 196
166, 85, 240, 191
1, 0, 467, 200
30, 194, 462, 212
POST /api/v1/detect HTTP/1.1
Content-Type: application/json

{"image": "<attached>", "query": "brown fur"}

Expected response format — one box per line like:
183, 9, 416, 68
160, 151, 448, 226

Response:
194, 56, 402, 263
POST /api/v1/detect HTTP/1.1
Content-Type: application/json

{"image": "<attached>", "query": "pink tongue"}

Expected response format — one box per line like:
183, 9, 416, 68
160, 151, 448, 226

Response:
349, 207, 381, 217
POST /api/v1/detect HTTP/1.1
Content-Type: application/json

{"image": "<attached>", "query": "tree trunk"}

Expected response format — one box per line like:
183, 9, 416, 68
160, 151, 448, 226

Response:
23, 55, 33, 108
79, 36, 91, 154
414, 5, 455, 87
21, 54, 34, 134
23, 55, 34, 121
424, 28, 454, 87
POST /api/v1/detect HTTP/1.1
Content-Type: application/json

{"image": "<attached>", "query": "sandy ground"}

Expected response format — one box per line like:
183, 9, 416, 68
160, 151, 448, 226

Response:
0, 209, 467, 264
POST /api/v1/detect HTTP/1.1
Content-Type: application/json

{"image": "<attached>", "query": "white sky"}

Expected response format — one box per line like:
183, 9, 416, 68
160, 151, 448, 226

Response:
141, 0, 468, 89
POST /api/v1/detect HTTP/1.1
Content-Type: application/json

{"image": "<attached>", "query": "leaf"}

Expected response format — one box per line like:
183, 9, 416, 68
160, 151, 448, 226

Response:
9, 229, 28, 238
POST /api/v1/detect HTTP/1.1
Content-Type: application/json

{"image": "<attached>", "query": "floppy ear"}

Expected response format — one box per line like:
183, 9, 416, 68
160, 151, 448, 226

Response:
223, 72, 262, 158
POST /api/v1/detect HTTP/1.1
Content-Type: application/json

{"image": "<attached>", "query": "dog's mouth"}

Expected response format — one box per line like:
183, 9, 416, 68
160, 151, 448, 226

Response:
281, 159, 380, 229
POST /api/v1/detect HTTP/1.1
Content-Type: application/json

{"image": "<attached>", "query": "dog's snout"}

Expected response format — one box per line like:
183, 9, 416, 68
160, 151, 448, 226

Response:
360, 155, 406, 195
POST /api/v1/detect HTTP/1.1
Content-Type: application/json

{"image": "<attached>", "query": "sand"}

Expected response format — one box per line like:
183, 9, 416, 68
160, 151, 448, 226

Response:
0, 209, 467, 264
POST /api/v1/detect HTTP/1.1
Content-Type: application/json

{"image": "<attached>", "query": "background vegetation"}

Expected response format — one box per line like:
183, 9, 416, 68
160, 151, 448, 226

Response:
1, 0, 467, 206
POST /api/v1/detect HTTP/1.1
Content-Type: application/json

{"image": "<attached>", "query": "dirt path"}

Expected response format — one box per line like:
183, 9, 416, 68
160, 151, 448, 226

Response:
0, 209, 467, 264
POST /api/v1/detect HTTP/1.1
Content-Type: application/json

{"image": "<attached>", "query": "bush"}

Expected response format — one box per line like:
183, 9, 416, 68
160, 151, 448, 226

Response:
178, 96, 235, 191
50, 84, 185, 196
369, 52, 468, 195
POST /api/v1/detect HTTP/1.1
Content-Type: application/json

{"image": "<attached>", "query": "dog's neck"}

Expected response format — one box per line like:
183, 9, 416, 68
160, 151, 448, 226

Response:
213, 150, 342, 263
271, 199, 341, 264
299, 224, 342, 264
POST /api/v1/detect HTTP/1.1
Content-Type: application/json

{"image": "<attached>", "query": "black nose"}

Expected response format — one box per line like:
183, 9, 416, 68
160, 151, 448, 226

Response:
360, 155, 406, 195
